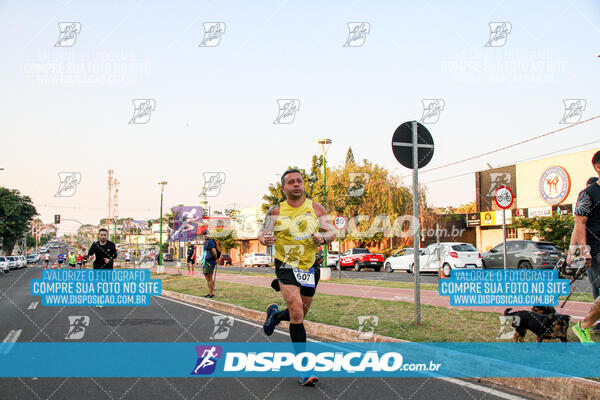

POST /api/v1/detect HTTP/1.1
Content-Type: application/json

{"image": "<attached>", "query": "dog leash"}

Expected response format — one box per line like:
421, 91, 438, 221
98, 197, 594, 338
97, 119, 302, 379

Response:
555, 257, 590, 308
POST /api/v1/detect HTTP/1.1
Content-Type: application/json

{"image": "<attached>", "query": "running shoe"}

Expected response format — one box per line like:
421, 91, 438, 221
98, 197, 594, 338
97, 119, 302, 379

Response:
298, 376, 319, 386
263, 303, 280, 336
572, 322, 594, 343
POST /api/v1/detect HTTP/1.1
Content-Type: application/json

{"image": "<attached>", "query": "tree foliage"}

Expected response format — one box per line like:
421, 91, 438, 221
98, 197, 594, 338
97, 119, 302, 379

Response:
510, 214, 574, 251
0, 187, 37, 253
261, 154, 432, 248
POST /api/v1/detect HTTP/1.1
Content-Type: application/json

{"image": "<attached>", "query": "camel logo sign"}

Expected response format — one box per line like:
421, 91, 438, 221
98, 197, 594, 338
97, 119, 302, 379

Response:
539, 166, 570, 205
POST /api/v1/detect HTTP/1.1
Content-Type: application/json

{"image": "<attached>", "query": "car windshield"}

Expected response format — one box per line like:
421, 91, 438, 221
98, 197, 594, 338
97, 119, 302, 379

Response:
451, 244, 477, 252
353, 249, 369, 254
254, 253, 266, 256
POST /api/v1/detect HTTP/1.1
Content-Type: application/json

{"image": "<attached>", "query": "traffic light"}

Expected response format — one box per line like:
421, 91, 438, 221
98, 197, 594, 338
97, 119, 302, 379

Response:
147, 220, 153, 228
54, 215, 60, 224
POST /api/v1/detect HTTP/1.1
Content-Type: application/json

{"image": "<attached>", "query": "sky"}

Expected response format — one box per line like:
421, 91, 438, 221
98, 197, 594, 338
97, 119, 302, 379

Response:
1, 0, 599, 234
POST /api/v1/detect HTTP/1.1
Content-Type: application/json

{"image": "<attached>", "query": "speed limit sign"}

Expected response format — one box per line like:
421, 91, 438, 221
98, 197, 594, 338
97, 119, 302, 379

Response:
334, 215, 347, 230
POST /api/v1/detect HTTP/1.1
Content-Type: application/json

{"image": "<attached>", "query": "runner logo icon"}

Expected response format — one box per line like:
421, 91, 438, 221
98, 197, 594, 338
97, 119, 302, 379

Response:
55, 22, 81, 47
65, 316, 90, 340
191, 345, 222, 375
485, 22, 511, 47
343, 22, 370, 47
210, 316, 234, 340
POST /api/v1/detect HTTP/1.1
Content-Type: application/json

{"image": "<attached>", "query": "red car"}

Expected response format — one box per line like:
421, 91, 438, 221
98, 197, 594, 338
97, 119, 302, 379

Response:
337, 248, 385, 272
218, 254, 232, 266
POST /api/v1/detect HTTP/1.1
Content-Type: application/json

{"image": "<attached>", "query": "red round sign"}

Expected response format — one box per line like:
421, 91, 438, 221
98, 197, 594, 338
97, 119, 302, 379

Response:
494, 186, 514, 209
334, 215, 347, 230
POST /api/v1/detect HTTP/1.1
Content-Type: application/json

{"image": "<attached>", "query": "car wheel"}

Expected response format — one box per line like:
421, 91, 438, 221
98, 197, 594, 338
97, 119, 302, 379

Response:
408, 264, 414, 274
336, 262, 341, 271
385, 263, 393, 273
354, 261, 361, 272
519, 261, 532, 269
481, 260, 486, 269
443, 263, 452, 277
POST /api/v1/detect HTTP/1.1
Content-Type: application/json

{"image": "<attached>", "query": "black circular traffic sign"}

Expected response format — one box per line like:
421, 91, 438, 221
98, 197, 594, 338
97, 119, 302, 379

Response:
391, 121, 434, 169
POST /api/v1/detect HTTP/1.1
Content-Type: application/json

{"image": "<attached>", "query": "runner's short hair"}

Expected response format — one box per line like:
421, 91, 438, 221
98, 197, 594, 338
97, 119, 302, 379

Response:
593, 151, 600, 166
99, 228, 109, 234
281, 168, 303, 186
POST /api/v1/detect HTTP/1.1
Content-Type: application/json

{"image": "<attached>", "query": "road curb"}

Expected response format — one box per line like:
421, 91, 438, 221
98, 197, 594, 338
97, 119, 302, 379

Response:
160, 289, 600, 400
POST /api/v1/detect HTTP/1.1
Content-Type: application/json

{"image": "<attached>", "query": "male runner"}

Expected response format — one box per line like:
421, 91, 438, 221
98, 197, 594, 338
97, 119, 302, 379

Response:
76, 253, 83, 269
125, 251, 131, 267
57, 252, 65, 269
87, 228, 118, 308
68, 252, 76, 269
260, 168, 335, 386
571, 151, 600, 342
44, 253, 50, 269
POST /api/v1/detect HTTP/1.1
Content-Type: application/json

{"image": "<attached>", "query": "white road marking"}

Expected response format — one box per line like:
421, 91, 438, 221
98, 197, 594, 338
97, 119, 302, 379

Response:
439, 378, 528, 400
28, 302, 39, 310
157, 295, 317, 341
158, 295, 530, 399
0, 329, 22, 354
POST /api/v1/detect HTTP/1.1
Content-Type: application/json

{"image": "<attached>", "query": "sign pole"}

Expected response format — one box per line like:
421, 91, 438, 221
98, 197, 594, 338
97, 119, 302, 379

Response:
338, 229, 341, 279
391, 120, 434, 327
503, 209, 507, 270
494, 186, 513, 270
412, 121, 421, 325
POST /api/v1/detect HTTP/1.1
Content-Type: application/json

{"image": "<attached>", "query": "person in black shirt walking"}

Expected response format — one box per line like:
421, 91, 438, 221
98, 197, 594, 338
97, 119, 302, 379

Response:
571, 151, 600, 342
87, 228, 118, 269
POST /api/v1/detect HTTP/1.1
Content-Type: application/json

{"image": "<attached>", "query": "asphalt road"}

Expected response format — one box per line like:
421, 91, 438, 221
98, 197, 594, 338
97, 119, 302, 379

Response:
0, 266, 533, 400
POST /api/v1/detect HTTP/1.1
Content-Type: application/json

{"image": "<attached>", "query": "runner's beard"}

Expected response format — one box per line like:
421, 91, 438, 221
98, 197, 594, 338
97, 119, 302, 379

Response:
286, 191, 304, 201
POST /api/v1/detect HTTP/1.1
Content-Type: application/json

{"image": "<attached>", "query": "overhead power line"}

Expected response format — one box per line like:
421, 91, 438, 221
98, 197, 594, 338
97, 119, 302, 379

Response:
404, 114, 600, 178
422, 139, 600, 185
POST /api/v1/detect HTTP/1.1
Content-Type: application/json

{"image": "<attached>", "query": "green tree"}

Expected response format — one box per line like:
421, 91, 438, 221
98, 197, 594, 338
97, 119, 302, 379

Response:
345, 146, 355, 165
510, 214, 574, 251
0, 187, 37, 253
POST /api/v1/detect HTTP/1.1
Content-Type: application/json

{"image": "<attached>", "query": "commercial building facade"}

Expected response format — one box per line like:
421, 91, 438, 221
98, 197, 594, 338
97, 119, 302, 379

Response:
471, 148, 598, 251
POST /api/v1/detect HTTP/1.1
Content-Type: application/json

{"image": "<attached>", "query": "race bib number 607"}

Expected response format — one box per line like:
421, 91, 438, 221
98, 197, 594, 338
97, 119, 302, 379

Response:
293, 267, 315, 287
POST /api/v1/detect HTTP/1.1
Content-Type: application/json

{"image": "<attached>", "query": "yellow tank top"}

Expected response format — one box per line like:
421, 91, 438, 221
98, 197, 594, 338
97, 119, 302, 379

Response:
274, 199, 320, 271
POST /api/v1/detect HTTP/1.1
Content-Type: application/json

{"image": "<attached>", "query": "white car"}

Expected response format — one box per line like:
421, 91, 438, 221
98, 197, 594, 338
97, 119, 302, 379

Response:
39, 246, 48, 253
0, 256, 9, 273
243, 252, 271, 267
383, 243, 482, 276
6, 256, 18, 270
325, 250, 340, 267
383, 247, 422, 273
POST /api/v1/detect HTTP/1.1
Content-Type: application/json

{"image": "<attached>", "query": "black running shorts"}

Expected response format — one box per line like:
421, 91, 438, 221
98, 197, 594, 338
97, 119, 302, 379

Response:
274, 259, 320, 297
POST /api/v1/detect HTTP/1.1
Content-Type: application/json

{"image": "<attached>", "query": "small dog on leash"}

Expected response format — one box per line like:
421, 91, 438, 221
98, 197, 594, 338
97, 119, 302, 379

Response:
504, 308, 569, 342
531, 305, 556, 315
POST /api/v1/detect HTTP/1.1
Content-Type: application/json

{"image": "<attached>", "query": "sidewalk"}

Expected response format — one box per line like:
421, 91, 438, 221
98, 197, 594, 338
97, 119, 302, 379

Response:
153, 265, 593, 321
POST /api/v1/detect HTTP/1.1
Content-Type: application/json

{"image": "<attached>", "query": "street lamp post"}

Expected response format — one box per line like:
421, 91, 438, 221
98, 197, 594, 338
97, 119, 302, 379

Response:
317, 139, 332, 270
158, 181, 168, 265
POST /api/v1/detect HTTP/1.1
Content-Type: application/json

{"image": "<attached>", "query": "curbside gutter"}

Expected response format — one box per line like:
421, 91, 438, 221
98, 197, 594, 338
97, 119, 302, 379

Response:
160, 289, 600, 400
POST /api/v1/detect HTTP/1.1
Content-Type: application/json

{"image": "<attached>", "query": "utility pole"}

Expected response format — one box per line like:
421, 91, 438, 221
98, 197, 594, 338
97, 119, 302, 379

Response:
158, 181, 168, 265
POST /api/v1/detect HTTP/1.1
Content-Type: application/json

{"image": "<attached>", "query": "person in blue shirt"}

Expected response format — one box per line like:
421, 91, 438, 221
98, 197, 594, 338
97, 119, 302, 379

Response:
201, 230, 219, 298
57, 253, 65, 269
